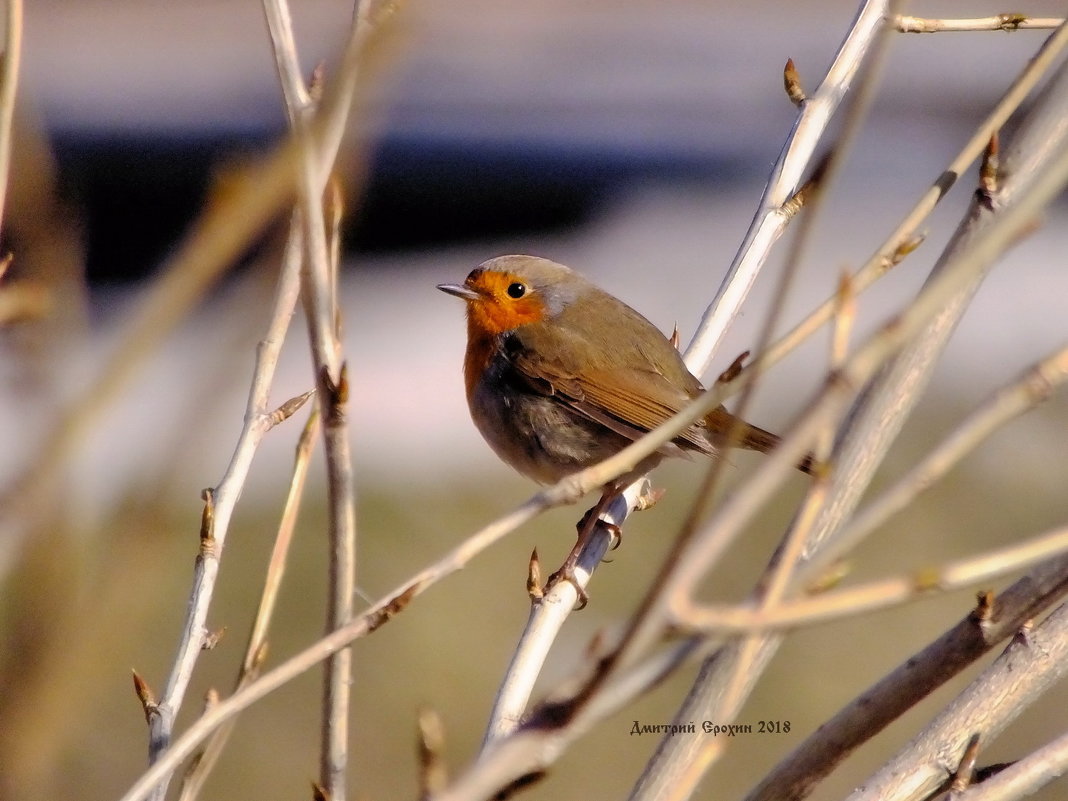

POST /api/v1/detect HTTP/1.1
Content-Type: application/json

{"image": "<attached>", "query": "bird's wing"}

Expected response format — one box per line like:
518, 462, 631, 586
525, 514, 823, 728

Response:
505, 327, 714, 454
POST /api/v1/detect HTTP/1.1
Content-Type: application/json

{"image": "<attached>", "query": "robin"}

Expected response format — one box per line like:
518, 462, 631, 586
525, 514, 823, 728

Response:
438, 255, 811, 593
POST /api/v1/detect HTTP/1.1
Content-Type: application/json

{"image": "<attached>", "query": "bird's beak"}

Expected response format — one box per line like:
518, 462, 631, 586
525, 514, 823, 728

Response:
436, 282, 480, 301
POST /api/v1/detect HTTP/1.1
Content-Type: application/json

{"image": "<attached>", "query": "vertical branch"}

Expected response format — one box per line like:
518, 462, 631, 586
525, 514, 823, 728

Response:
0, 0, 22, 238
684, 0, 889, 375
139, 0, 398, 792
261, 2, 387, 797
175, 227, 318, 801
845, 601, 1068, 801
143, 200, 308, 801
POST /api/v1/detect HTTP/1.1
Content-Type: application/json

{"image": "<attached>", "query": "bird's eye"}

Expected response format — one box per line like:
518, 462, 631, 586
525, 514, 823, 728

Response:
506, 282, 527, 299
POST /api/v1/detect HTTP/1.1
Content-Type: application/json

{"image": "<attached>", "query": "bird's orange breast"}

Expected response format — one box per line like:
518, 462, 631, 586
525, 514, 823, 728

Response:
460, 282, 549, 401
462, 318, 499, 403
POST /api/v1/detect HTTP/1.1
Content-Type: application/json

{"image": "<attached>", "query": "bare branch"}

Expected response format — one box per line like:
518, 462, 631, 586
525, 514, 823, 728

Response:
951, 728, 1068, 801
177, 408, 320, 801
757, 20, 1068, 384
144, 211, 306, 801
679, 523, 1068, 633
0, 0, 22, 237
744, 557, 1068, 801
895, 14, 1062, 34
845, 602, 1068, 801
685, 0, 890, 375
812, 344, 1068, 571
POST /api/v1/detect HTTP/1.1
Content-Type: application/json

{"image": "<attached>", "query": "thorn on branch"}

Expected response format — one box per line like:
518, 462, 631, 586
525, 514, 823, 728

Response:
320, 363, 349, 424
996, 13, 1029, 31
202, 687, 220, 714
527, 548, 544, 603
417, 707, 448, 799
199, 488, 216, 551
669, 323, 680, 351
781, 151, 829, 221
309, 62, 327, 103
252, 641, 269, 673
716, 351, 749, 385
976, 131, 1000, 209
783, 58, 807, 106
202, 627, 226, 651
1013, 618, 1035, 647
805, 559, 851, 594
366, 584, 420, 634
267, 389, 315, 429
889, 231, 927, 270
132, 669, 159, 723
950, 732, 982, 792
973, 589, 995, 623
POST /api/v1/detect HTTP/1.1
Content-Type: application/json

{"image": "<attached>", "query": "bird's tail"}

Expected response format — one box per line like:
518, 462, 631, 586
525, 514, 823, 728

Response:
704, 405, 816, 474
719, 417, 816, 475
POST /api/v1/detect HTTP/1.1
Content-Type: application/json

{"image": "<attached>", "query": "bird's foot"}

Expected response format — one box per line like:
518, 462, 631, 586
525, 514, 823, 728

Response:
546, 564, 589, 610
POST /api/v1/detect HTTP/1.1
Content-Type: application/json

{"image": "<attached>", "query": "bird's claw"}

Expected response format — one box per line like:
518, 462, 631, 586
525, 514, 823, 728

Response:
603, 521, 623, 551
575, 512, 623, 550
547, 567, 589, 610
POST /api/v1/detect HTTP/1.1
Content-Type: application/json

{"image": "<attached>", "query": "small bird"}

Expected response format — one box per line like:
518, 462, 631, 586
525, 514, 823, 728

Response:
438, 254, 812, 491
438, 255, 811, 599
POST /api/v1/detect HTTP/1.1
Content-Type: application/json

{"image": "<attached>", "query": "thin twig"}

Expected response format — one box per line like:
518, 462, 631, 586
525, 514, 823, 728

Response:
438, 63, 1068, 800
685, 0, 890, 375
809, 343, 1068, 573
895, 14, 1062, 34
480, 483, 642, 747
674, 340, 1068, 634
261, 2, 376, 796
666, 56, 1068, 628
418, 114, 1068, 801
678, 523, 1068, 633
634, 11, 895, 781
0, 116, 297, 537
798, 20, 1068, 570
145, 206, 307, 801
631, 32, 1068, 799
177, 405, 320, 801
115, 490, 555, 801
120, 433, 681, 801
0, 0, 22, 238
752, 19, 1068, 390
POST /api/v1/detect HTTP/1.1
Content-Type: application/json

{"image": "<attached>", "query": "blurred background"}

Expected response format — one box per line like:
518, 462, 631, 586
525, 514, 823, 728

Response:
2, 1, 1067, 799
